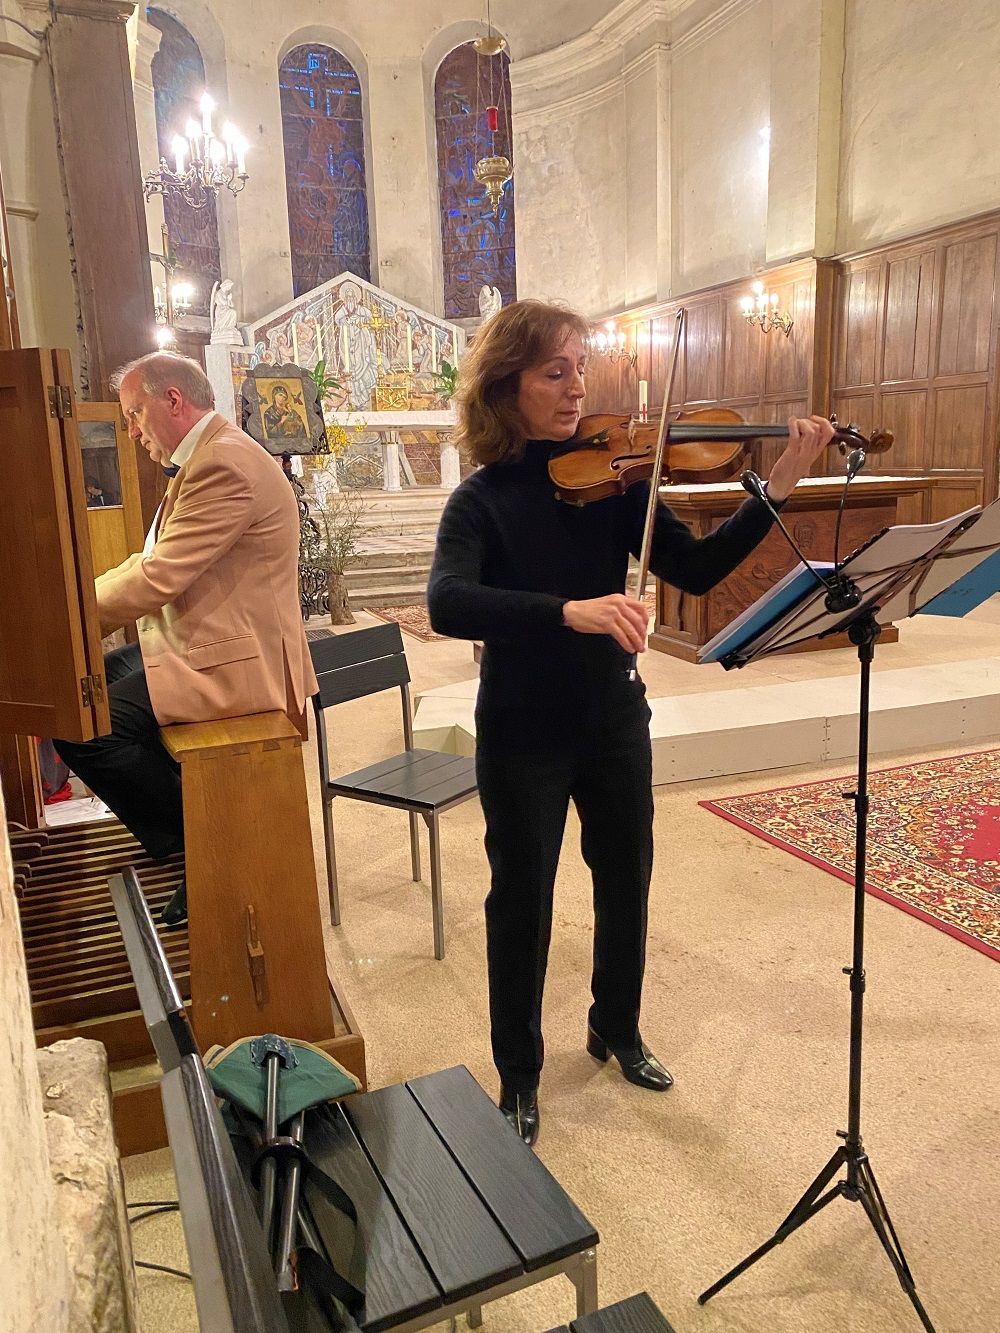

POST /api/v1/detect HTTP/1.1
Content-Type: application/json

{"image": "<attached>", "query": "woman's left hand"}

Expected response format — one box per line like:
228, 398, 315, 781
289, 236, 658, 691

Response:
766, 416, 836, 502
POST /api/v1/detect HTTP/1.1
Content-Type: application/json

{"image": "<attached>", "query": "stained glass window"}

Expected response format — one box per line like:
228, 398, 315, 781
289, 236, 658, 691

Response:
279, 46, 371, 297
435, 43, 516, 320
147, 9, 221, 317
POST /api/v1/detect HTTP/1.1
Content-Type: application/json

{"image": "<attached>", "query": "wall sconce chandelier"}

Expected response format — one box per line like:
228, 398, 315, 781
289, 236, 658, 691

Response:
142, 92, 249, 210
589, 321, 637, 366
741, 279, 793, 336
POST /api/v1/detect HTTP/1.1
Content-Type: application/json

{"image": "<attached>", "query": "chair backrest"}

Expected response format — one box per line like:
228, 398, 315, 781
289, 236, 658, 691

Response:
309, 623, 411, 709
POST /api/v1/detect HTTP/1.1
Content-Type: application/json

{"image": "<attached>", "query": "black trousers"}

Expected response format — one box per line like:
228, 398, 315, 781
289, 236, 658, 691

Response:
476, 716, 654, 1093
53, 643, 184, 861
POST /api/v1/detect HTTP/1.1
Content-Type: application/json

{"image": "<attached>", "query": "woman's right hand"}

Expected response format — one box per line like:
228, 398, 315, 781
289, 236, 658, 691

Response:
562, 594, 649, 653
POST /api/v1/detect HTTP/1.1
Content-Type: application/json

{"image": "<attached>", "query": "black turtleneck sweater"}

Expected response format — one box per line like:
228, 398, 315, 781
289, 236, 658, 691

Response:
427, 441, 777, 743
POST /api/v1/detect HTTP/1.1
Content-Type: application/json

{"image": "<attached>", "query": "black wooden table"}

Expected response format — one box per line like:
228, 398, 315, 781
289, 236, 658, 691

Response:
304, 1064, 599, 1331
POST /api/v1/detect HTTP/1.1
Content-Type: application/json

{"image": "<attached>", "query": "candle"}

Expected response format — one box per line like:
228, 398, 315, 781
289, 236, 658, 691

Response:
235, 136, 247, 176
222, 122, 236, 166
315, 323, 323, 362
638, 379, 648, 424
291, 321, 299, 365
342, 324, 351, 374
431, 327, 438, 373
406, 325, 413, 371
200, 92, 214, 137
452, 323, 460, 363
172, 135, 187, 175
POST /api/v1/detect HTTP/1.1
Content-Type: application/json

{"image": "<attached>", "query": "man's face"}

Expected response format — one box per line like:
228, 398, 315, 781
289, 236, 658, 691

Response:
119, 371, 185, 465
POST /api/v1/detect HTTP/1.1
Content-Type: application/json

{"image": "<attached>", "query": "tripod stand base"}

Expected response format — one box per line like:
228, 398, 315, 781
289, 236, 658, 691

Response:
698, 1138, 937, 1331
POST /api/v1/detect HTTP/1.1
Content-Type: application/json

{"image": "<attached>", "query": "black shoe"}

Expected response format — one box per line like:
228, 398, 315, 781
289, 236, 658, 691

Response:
587, 1025, 673, 1091
499, 1086, 540, 1147
160, 876, 187, 928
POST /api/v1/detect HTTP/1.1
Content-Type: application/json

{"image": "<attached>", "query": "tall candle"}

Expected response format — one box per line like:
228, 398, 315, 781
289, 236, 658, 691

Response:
315, 323, 323, 362
406, 325, 413, 371
291, 321, 299, 365
342, 324, 351, 373
638, 379, 648, 423
431, 327, 438, 373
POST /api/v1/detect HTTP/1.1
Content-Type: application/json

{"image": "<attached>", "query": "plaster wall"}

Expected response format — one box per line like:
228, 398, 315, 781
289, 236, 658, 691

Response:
0, 803, 71, 1332
837, 0, 1000, 253
0, 3, 78, 362
670, 0, 770, 292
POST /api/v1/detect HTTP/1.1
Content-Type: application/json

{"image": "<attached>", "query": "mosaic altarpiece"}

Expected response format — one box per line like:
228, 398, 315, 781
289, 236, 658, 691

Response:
226, 271, 465, 491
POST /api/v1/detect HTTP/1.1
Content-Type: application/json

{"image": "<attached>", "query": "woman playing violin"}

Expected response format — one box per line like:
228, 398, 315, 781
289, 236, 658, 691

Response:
427, 299, 833, 1146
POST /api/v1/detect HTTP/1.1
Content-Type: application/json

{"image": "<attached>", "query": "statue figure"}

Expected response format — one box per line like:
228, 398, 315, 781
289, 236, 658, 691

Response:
210, 278, 244, 345
478, 284, 503, 321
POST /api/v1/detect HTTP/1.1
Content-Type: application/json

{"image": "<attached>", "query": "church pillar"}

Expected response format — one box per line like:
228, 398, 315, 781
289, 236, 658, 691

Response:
765, 0, 846, 263
623, 42, 672, 306
439, 437, 461, 490
381, 430, 402, 492
0, 4, 77, 355
47, 0, 156, 396
127, 8, 165, 264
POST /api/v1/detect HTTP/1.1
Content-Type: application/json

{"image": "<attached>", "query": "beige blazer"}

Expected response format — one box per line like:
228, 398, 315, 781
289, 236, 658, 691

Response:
97, 413, 318, 729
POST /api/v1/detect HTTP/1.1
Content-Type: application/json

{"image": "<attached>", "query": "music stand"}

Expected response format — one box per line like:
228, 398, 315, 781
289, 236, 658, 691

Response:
697, 497, 1000, 1332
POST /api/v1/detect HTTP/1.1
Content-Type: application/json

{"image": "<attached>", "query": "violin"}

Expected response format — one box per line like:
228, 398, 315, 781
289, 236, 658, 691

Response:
548, 408, 893, 506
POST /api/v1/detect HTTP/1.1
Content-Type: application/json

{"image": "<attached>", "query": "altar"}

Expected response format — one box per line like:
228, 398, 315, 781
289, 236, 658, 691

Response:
205, 270, 467, 492
651, 474, 933, 660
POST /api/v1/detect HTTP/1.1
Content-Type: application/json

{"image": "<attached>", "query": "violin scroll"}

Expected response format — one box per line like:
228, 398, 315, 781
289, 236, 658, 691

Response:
832, 414, 894, 457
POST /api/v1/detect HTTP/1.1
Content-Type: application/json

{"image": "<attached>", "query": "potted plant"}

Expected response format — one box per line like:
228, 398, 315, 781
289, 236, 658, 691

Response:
432, 359, 459, 402
308, 487, 368, 625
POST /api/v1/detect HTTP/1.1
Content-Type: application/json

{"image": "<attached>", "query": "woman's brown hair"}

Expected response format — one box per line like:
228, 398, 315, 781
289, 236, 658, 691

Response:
455, 299, 591, 465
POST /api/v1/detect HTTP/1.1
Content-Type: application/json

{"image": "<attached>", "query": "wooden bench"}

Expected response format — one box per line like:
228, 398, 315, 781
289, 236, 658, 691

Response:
299, 1063, 599, 1331
161, 711, 364, 1079
544, 1291, 676, 1332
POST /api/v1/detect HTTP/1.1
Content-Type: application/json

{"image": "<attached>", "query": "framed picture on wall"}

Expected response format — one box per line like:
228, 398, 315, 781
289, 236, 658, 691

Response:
239, 362, 327, 456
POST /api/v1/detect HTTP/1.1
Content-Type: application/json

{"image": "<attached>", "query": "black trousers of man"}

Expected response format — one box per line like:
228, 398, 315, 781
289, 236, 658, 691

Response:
53, 643, 184, 861
476, 715, 654, 1094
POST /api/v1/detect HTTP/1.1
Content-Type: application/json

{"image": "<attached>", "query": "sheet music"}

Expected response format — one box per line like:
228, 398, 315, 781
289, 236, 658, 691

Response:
710, 502, 995, 664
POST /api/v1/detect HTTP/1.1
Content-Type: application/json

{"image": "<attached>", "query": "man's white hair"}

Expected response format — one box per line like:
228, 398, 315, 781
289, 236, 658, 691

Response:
111, 351, 215, 410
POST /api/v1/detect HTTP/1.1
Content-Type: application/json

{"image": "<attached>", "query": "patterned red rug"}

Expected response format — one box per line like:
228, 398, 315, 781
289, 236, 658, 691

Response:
701, 749, 1000, 963
364, 604, 446, 641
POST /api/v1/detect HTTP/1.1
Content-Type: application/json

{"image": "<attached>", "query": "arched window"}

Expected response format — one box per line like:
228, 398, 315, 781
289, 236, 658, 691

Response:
279, 45, 371, 297
435, 42, 516, 320
147, 9, 221, 316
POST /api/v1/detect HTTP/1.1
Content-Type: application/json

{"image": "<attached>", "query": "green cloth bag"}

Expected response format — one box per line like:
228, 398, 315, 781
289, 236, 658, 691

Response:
204, 1036, 361, 1124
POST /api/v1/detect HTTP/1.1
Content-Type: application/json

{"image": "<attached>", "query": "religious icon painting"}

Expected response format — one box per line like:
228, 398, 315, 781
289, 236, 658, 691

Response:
239, 362, 328, 456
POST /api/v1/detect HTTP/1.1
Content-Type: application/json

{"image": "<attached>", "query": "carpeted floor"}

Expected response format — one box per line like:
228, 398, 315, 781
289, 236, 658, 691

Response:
123, 612, 1000, 1333
701, 749, 1000, 963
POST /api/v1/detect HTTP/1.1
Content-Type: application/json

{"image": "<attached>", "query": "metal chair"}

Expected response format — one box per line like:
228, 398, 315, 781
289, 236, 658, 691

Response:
309, 623, 479, 960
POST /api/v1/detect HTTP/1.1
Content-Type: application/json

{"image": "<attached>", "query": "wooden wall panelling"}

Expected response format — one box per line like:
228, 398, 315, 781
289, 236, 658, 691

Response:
833, 210, 1000, 521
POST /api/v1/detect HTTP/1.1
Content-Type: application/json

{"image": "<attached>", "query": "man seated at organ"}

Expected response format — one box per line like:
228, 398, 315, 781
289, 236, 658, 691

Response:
54, 351, 317, 926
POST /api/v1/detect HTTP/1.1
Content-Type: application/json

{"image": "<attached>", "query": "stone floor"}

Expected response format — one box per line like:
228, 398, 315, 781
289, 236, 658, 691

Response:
123, 601, 1000, 1333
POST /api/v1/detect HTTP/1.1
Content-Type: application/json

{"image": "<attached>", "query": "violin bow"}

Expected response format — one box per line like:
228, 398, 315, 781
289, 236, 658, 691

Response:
634, 306, 686, 606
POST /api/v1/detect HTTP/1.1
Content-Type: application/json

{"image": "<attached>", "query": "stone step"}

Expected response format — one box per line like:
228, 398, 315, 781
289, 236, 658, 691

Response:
346, 561, 432, 591
413, 657, 1000, 782
351, 581, 429, 608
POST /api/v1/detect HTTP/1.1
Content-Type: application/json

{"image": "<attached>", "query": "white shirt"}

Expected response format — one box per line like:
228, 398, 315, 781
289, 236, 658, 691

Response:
142, 413, 216, 556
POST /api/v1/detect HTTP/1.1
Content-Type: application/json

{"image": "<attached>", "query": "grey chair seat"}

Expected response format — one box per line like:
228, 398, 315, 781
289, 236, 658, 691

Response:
310, 623, 480, 960
328, 748, 478, 814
